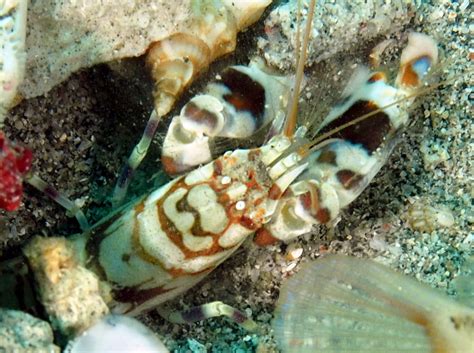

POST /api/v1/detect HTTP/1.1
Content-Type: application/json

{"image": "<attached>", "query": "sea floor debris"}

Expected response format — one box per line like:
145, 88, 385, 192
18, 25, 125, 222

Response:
0, 0, 472, 351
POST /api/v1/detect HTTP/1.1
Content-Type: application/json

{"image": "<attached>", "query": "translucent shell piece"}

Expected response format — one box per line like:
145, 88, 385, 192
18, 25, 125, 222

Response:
273, 255, 474, 353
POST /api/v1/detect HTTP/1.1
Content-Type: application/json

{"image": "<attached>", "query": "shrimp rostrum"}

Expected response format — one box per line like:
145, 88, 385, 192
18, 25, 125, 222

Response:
0, 2, 438, 335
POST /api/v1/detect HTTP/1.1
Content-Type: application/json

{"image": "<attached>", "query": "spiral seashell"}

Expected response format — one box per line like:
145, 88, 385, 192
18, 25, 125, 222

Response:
273, 255, 474, 353
146, 0, 271, 117
147, 33, 211, 117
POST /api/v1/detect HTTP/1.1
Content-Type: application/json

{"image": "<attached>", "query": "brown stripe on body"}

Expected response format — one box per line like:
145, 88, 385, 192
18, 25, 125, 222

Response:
318, 100, 392, 153
131, 217, 175, 271
213, 159, 223, 176
367, 72, 386, 83
176, 194, 222, 237
221, 68, 266, 127
268, 183, 282, 200
315, 208, 331, 224
113, 283, 175, 308
239, 215, 258, 230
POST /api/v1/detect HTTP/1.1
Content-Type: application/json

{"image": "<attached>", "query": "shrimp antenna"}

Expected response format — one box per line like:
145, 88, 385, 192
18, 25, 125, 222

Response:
283, 0, 316, 137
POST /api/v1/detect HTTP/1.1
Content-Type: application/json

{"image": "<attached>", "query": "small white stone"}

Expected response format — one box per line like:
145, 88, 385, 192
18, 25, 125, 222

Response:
221, 176, 231, 185
236, 201, 246, 210
286, 245, 303, 261
284, 262, 297, 272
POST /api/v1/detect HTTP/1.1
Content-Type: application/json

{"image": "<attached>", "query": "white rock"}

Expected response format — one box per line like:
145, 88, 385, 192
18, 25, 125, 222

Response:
65, 315, 169, 353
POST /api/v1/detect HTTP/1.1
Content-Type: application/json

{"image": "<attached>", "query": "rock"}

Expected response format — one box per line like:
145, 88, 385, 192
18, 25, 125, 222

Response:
0, 309, 60, 353
20, 0, 271, 99
23, 236, 111, 337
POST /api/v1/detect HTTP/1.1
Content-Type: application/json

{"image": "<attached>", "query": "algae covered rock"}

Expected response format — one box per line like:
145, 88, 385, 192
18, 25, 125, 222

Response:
23, 236, 111, 337
0, 309, 60, 353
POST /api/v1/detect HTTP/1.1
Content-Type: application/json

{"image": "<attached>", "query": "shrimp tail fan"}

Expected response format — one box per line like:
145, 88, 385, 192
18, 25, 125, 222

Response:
273, 255, 474, 353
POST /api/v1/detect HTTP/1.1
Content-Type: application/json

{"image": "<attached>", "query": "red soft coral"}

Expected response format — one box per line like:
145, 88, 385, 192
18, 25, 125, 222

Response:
0, 131, 33, 211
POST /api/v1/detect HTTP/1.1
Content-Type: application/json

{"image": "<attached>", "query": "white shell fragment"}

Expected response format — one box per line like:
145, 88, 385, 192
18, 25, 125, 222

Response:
285, 244, 303, 261
405, 198, 456, 233
273, 255, 474, 353
65, 315, 169, 353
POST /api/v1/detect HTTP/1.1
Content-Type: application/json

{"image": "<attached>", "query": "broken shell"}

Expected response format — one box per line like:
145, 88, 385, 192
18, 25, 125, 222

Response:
274, 255, 474, 353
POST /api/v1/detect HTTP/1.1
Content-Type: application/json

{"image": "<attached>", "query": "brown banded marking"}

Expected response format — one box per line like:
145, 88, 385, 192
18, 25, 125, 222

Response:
367, 72, 387, 83
257, 34, 439, 245
295, 182, 333, 225
213, 159, 224, 176
220, 67, 266, 126
253, 227, 279, 246
113, 282, 176, 308
104, 145, 288, 313
182, 101, 222, 132
317, 100, 392, 154
160, 62, 293, 175
336, 169, 365, 190
316, 147, 337, 166
268, 183, 283, 200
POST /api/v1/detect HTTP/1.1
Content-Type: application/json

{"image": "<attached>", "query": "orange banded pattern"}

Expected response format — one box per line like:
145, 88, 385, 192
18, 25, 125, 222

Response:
76, 140, 302, 315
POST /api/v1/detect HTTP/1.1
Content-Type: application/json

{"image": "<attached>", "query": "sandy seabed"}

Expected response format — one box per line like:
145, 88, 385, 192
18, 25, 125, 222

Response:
1, 1, 472, 352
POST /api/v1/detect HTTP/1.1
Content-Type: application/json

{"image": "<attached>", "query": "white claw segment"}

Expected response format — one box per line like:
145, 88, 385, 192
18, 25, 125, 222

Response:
274, 163, 308, 195
260, 135, 292, 165
269, 152, 302, 180
161, 117, 212, 174
179, 95, 225, 136
265, 163, 308, 218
